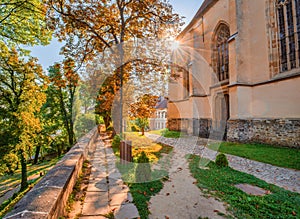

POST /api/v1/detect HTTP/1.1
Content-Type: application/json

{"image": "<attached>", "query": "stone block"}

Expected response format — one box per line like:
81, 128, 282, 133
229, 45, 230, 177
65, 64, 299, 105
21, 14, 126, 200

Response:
114, 203, 140, 219
4, 187, 63, 218
87, 180, 109, 192
34, 166, 75, 189
4, 211, 48, 219
84, 192, 108, 204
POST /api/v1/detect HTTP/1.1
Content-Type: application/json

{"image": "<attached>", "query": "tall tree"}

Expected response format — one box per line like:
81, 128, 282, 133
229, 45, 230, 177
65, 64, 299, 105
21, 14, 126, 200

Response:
47, 0, 182, 133
48, 59, 79, 148
0, 43, 47, 190
130, 94, 158, 135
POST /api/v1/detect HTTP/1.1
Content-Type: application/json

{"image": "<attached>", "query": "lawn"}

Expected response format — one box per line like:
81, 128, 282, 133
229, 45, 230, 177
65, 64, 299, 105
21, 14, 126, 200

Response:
116, 132, 173, 162
189, 155, 300, 219
149, 129, 181, 138
208, 142, 300, 170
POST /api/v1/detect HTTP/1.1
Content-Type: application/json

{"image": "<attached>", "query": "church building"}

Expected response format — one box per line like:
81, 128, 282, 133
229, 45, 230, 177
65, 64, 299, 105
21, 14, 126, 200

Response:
167, 0, 300, 147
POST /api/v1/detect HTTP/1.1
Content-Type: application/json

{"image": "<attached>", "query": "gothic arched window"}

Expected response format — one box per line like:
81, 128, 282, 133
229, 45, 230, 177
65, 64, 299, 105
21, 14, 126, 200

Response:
212, 23, 230, 82
277, 0, 300, 72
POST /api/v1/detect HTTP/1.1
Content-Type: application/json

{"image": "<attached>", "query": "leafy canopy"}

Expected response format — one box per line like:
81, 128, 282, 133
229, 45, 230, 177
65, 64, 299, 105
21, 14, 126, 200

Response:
0, 0, 51, 46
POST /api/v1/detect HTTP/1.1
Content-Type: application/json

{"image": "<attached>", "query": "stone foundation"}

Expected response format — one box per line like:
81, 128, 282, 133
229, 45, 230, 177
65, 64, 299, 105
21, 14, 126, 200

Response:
193, 118, 212, 138
167, 118, 212, 138
227, 119, 300, 148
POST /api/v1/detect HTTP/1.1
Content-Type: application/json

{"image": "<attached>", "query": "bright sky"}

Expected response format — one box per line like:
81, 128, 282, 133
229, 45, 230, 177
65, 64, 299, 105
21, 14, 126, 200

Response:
30, 0, 204, 70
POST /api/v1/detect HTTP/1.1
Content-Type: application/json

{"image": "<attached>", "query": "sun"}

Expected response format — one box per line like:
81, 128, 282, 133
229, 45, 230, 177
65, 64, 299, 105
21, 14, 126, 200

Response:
170, 39, 180, 51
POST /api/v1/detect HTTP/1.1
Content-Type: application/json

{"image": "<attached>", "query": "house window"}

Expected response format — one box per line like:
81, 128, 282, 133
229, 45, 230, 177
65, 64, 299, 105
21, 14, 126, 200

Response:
212, 23, 230, 82
277, 0, 300, 72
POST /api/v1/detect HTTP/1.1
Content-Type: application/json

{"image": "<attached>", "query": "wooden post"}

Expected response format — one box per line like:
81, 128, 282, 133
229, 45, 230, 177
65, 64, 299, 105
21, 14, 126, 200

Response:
120, 140, 132, 164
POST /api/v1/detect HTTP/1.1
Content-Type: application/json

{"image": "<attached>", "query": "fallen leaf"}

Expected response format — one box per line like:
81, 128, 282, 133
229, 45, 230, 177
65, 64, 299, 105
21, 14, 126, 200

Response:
265, 190, 271, 195
292, 211, 297, 216
144, 191, 147, 196
150, 188, 154, 191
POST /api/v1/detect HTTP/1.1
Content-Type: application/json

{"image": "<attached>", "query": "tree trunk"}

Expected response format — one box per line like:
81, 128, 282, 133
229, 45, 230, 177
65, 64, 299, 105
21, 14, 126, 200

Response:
57, 144, 62, 157
20, 152, 28, 191
33, 145, 41, 164
68, 118, 75, 150
141, 127, 145, 136
104, 115, 111, 130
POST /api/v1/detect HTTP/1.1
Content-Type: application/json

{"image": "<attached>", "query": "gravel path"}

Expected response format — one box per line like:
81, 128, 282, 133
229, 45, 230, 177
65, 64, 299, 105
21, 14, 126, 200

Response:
146, 133, 300, 193
148, 148, 229, 219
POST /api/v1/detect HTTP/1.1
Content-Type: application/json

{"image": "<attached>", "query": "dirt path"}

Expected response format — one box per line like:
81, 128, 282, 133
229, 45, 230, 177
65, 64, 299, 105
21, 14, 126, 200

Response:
148, 149, 229, 219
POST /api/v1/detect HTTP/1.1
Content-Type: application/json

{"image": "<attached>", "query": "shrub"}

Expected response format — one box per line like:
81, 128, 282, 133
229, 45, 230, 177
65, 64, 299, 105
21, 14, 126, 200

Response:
112, 134, 121, 149
215, 153, 229, 167
135, 151, 151, 182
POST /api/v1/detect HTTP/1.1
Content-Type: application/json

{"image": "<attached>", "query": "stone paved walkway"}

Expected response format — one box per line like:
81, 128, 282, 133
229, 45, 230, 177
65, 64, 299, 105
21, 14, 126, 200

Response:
146, 133, 300, 194
80, 134, 139, 219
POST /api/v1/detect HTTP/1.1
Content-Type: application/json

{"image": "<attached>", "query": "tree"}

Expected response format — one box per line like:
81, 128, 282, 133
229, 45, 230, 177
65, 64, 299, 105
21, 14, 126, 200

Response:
48, 59, 79, 149
130, 94, 158, 135
95, 67, 131, 130
47, 0, 182, 133
0, 43, 47, 191
0, 0, 51, 46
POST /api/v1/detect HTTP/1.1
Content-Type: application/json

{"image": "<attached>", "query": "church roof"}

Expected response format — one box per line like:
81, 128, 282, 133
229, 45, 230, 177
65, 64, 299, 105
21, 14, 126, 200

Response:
177, 0, 217, 40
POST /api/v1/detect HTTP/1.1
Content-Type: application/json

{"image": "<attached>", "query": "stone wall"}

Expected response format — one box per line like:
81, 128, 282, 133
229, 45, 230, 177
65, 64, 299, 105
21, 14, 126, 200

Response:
227, 119, 300, 148
167, 118, 212, 138
4, 127, 98, 219
193, 119, 212, 138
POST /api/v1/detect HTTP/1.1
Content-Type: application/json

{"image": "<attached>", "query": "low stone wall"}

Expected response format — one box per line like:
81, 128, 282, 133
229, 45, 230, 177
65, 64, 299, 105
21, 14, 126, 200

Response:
227, 119, 300, 148
4, 127, 98, 219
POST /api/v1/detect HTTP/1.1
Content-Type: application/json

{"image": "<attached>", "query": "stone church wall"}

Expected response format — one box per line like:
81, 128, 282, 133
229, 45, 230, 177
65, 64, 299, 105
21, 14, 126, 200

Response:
227, 119, 300, 148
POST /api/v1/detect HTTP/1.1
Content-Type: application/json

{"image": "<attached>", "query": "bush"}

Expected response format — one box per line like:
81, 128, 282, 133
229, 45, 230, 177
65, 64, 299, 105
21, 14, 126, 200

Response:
112, 134, 121, 149
215, 153, 228, 167
135, 151, 151, 182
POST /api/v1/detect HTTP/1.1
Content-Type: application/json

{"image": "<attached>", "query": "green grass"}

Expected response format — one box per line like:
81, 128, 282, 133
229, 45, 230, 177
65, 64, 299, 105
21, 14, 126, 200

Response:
208, 142, 300, 170
149, 129, 181, 138
116, 161, 168, 219
126, 175, 167, 219
188, 155, 300, 219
